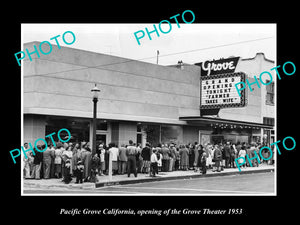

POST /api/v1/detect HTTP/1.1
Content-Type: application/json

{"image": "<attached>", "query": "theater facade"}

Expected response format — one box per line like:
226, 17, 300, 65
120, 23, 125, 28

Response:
23, 41, 275, 149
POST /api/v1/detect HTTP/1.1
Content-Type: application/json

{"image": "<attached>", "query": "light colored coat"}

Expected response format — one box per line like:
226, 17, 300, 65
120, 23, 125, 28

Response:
80, 149, 92, 179
179, 147, 189, 167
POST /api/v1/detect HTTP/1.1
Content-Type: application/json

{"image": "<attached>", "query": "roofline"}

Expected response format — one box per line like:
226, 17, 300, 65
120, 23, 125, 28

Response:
241, 52, 274, 63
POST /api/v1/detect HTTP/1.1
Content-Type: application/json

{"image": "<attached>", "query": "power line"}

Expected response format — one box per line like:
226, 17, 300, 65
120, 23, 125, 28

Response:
149, 36, 274, 59
24, 36, 275, 77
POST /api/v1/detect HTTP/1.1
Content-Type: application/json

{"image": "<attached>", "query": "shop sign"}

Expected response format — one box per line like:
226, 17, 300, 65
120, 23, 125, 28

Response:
200, 72, 246, 109
196, 57, 240, 76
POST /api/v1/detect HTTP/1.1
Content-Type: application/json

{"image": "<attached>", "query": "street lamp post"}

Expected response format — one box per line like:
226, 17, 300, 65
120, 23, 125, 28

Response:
91, 84, 100, 156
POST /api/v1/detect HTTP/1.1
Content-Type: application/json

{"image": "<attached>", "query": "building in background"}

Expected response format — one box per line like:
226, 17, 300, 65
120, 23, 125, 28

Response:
23, 42, 275, 149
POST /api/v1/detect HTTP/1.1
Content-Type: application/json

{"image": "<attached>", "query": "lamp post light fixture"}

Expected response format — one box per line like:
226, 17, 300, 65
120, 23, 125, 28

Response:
91, 84, 100, 155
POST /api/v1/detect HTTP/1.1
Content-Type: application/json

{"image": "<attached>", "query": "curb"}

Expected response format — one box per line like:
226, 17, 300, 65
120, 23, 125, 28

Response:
23, 181, 95, 190
95, 168, 274, 188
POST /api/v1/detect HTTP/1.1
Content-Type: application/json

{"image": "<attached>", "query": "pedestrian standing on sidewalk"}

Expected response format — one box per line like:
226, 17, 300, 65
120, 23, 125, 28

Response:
54, 142, 63, 178
229, 143, 237, 168
213, 145, 222, 172
255, 143, 261, 166
118, 144, 127, 175
90, 154, 100, 182
97, 144, 106, 176
74, 158, 84, 184
194, 144, 203, 172
81, 142, 92, 182
42, 144, 53, 179
156, 147, 163, 172
219, 143, 225, 171
141, 143, 151, 174
150, 148, 158, 177
49, 143, 56, 178
71, 143, 80, 176
260, 142, 270, 165
188, 143, 195, 170
126, 140, 137, 178
136, 143, 143, 173
224, 142, 231, 168
193, 143, 199, 172
200, 152, 207, 174
104, 146, 110, 175
249, 142, 258, 167
169, 144, 176, 172
108, 143, 119, 175
63, 159, 72, 184
179, 145, 189, 171
205, 144, 213, 169
238, 145, 247, 169
23, 143, 33, 179
245, 143, 250, 167
62, 144, 73, 182
161, 144, 170, 172
31, 146, 43, 179
174, 146, 180, 171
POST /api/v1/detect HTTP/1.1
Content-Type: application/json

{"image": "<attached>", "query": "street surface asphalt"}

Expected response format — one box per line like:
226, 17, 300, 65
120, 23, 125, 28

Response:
24, 172, 275, 195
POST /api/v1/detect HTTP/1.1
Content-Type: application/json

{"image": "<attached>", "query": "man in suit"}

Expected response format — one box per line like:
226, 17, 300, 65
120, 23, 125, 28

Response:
141, 142, 151, 174
118, 144, 128, 175
224, 142, 231, 168
213, 145, 222, 172
126, 140, 137, 177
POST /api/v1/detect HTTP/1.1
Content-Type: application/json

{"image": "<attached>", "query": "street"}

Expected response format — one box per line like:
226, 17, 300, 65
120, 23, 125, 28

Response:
24, 172, 275, 195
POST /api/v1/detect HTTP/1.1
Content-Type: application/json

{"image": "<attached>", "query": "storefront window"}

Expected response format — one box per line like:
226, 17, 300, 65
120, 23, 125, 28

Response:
266, 80, 274, 105
161, 125, 182, 144
96, 120, 108, 131
45, 116, 89, 143
137, 123, 142, 145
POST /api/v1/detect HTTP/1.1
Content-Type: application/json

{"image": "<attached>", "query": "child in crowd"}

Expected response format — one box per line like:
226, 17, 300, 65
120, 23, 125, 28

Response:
90, 154, 100, 182
156, 148, 162, 172
63, 159, 72, 184
74, 158, 84, 184
150, 148, 158, 177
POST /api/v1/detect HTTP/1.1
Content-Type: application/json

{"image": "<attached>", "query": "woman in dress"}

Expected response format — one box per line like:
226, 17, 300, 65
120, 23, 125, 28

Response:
238, 145, 247, 169
54, 143, 63, 178
62, 144, 73, 183
179, 145, 189, 171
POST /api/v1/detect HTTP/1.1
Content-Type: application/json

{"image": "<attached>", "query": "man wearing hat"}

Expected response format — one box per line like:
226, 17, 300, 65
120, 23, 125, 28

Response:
126, 140, 137, 177
141, 142, 151, 174
74, 158, 84, 183
31, 145, 44, 179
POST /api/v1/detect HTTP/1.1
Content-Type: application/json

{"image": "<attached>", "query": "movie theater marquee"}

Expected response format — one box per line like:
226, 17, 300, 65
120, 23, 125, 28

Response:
200, 72, 246, 109
197, 57, 246, 109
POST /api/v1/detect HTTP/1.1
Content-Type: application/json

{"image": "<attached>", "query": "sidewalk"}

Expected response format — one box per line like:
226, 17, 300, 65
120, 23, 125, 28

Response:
23, 164, 275, 191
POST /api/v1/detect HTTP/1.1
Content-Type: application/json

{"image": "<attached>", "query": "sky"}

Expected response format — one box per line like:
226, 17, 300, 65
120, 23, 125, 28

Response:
22, 23, 276, 66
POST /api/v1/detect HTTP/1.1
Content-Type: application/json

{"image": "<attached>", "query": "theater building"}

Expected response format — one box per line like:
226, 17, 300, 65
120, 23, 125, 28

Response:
23, 41, 275, 149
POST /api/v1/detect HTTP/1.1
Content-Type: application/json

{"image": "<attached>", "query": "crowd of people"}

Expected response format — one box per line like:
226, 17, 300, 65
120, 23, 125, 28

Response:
23, 140, 273, 184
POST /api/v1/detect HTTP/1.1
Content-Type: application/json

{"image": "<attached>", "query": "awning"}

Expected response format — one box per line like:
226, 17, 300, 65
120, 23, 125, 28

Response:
179, 116, 274, 129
